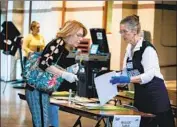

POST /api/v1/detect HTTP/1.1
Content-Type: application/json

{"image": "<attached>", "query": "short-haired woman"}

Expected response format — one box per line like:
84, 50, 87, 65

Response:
110, 15, 175, 127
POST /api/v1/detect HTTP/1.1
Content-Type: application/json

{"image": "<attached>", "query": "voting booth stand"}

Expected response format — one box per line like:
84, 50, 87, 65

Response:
77, 57, 110, 98
0, 21, 24, 90
76, 28, 111, 98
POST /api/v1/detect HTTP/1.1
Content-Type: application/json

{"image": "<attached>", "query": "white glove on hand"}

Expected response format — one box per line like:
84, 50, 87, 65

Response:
67, 63, 79, 74
61, 71, 78, 83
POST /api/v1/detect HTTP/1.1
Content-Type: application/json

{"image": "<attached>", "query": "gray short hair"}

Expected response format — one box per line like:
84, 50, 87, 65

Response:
120, 15, 141, 34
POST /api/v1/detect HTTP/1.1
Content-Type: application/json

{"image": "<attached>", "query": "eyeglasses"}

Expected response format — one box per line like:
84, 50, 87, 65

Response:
76, 33, 83, 38
119, 29, 130, 35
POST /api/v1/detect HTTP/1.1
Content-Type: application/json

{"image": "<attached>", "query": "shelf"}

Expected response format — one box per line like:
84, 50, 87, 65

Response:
77, 38, 90, 53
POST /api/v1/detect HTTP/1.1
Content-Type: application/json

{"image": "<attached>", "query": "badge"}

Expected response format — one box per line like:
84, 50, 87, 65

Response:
126, 62, 133, 69
128, 69, 141, 77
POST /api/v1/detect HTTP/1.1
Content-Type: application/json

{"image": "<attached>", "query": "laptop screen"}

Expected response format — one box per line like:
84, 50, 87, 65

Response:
90, 44, 99, 55
90, 28, 109, 54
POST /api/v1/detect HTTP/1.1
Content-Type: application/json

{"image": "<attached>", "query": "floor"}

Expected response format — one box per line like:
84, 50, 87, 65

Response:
0, 81, 102, 127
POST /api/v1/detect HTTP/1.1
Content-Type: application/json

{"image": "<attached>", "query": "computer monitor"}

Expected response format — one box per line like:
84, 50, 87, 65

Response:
89, 44, 99, 55
90, 28, 109, 54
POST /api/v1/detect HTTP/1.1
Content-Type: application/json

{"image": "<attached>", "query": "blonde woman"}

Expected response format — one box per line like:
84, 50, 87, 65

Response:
23, 21, 45, 58
25, 20, 87, 127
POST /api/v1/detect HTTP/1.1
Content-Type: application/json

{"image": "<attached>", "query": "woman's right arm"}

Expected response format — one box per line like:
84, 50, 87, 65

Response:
45, 65, 64, 77
38, 39, 64, 76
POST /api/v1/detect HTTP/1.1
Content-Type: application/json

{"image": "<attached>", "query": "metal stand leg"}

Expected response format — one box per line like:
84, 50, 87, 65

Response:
73, 116, 82, 127
105, 117, 111, 127
12, 47, 25, 84
95, 117, 104, 127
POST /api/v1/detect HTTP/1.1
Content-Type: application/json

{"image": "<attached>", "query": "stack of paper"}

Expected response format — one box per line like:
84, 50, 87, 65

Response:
52, 91, 70, 96
77, 103, 101, 107
73, 96, 98, 103
125, 91, 134, 99
85, 105, 129, 111
52, 96, 69, 100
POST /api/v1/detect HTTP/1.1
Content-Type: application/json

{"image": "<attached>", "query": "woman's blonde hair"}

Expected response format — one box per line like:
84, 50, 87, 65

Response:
57, 20, 87, 38
30, 21, 39, 31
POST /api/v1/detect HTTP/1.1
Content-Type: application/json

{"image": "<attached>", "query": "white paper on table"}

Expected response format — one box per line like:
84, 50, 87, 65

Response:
50, 98, 68, 104
94, 71, 118, 106
112, 115, 141, 127
76, 103, 100, 107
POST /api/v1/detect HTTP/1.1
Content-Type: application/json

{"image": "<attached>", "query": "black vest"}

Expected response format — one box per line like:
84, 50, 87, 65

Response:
127, 41, 171, 113
132, 40, 155, 74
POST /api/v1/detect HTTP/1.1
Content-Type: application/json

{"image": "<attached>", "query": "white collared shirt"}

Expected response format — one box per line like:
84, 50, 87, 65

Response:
123, 38, 164, 84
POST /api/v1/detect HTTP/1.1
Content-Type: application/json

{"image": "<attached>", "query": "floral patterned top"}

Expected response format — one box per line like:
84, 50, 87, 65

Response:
38, 37, 69, 71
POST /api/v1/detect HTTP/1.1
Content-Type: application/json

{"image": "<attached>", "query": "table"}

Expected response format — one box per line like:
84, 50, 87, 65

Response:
116, 91, 177, 118
165, 80, 177, 106
18, 93, 155, 127
50, 98, 155, 127
115, 91, 134, 105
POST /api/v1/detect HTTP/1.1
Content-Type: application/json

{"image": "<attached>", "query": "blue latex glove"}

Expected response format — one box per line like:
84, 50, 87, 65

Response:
110, 76, 130, 85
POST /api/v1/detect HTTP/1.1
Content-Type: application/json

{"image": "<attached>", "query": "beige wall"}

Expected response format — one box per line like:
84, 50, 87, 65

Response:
108, 1, 122, 70
12, 1, 24, 33
138, 2, 155, 41
153, 2, 176, 80
30, 1, 63, 42
65, 1, 104, 39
